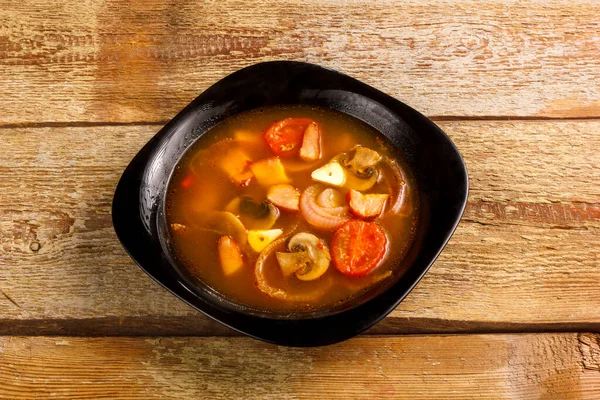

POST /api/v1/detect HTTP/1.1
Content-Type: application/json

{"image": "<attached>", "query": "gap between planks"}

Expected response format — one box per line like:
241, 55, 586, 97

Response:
2, 116, 600, 129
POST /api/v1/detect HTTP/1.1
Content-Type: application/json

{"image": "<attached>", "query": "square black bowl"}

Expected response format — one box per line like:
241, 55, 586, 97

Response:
112, 61, 468, 346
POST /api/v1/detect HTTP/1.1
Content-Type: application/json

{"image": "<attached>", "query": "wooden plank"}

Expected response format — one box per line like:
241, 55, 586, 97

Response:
0, 334, 598, 399
0, 120, 598, 335
1, 0, 600, 124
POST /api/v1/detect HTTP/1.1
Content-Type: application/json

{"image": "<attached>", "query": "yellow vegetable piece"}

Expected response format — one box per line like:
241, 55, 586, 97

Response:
248, 229, 284, 252
310, 162, 346, 187
250, 157, 291, 187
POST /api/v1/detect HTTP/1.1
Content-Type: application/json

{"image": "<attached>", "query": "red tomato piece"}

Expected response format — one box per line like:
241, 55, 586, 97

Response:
181, 174, 194, 189
332, 220, 388, 277
264, 118, 315, 157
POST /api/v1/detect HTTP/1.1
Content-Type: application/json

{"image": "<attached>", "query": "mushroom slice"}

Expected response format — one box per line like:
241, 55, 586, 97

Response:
286, 232, 331, 281
256, 234, 333, 302
225, 196, 280, 230
276, 251, 311, 276
326, 147, 382, 191
194, 211, 247, 245
344, 146, 382, 176
343, 169, 378, 191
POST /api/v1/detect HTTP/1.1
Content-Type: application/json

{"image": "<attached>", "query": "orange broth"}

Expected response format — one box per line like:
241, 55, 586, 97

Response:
166, 105, 418, 312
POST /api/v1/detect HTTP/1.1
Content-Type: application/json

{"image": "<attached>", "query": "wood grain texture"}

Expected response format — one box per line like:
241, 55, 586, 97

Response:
0, 334, 599, 399
0, 120, 598, 335
1, 0, 600, 124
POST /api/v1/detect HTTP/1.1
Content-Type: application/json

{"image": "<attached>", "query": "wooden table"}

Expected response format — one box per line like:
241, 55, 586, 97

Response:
1, 1, 599, 398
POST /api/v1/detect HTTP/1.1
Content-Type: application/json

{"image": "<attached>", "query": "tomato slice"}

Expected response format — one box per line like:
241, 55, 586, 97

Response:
264, 118, 315, 157
332, 220, 388, 277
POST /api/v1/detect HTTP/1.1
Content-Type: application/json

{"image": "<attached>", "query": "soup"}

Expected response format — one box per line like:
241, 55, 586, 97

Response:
166, 105, 418, 312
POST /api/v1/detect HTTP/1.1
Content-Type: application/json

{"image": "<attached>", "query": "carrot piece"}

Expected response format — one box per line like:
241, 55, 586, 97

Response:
218, 148, 253, 187
217, 236, 244, 276
249, 157, 291, 187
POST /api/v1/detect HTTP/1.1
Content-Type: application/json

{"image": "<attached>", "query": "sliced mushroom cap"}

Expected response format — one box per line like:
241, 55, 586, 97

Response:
194, 211, 247, 245
256, 233, 333, 302
287, 232, 330, 281
345, 172, 377, 191
276, 250, 311, 276
341, 146, 381, 176
330, 147, 382, 191
225, 196, 280, 229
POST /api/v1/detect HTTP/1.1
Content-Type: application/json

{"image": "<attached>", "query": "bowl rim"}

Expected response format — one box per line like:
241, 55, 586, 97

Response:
112, 60, 469, 346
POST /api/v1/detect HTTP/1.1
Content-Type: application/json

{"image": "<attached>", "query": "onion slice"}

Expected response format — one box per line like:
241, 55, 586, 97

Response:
383, 158, 409, 215
300, 185, 351, 230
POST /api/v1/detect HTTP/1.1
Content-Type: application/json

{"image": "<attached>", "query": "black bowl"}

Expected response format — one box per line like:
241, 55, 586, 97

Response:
112, 61, 468, 346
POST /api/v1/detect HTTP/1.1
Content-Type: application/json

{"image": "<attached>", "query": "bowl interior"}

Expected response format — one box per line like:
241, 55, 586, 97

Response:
112, 61, 468, 346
